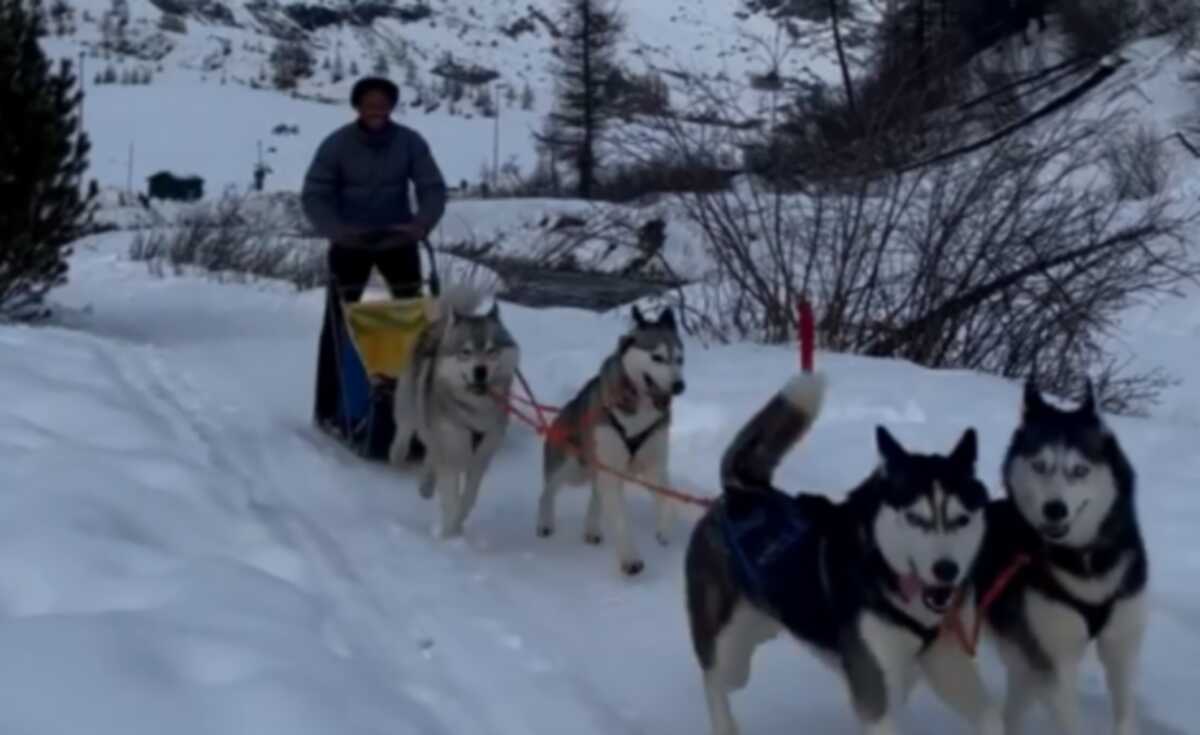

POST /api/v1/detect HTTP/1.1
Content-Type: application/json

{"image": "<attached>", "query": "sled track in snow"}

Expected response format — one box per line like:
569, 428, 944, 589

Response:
98, 336, 638, 734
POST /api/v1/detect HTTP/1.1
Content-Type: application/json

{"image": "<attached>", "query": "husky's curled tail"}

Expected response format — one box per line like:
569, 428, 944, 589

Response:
719, 372, 827, 497
426, 282, 488, 323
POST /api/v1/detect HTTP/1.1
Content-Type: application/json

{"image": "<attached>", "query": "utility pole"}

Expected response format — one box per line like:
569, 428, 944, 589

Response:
78, 50, 85, 130
126, 141, 134, 197
492, 81, 508, 188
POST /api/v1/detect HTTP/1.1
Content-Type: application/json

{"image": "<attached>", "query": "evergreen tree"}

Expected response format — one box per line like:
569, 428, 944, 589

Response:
0, 0, 96, 321
546, 0, 625, 199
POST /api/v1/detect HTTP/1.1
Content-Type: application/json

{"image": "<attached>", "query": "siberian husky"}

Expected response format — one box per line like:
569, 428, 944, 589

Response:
685, 371, 1002, 735
973, 379, 1147, 735
387, 284, 520, 538
537, 305, 685, 576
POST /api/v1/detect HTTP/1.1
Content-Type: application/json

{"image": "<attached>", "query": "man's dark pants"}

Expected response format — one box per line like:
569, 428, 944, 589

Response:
313, 243, 423, 456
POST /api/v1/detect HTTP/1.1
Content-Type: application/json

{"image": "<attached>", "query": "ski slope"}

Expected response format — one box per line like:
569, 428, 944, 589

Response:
0, 227, 1197, 734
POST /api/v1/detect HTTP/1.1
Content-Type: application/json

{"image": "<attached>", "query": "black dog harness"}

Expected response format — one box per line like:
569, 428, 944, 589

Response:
604, 408, 667, 456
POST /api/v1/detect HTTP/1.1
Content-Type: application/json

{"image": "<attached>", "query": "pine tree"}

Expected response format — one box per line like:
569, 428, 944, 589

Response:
0, 0, 96, 321
546, 0, 625, 199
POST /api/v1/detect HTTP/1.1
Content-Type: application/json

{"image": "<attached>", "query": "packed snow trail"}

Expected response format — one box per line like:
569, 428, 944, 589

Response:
2, 233, 1190, 734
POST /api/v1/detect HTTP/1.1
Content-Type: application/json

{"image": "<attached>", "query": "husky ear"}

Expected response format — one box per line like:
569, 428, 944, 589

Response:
632, 304, 647, 328
618, 334, 635, 353
948, 428, 978, 471
876, 426, 907, 470
1023, 379, 1048, 418
657, 307, 677, 331
487, 301, 501, 321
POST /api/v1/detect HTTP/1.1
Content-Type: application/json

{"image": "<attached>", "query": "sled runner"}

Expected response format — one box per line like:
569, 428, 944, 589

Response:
314, 238, 440, 461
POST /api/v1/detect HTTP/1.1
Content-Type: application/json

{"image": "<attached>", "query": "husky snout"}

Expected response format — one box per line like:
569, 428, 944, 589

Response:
1042, 498, 1068, 522
671, 379, 685, 395
473, 364, 489, 383
932, 558, 960, 583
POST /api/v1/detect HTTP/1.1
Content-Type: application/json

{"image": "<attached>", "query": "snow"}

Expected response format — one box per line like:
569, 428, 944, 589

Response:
36, 0, 881, 196
1, 210, 1198, 733
9, 1, 1200, 731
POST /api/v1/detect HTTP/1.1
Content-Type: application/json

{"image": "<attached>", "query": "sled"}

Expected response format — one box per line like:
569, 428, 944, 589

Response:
315, 240, 440, 462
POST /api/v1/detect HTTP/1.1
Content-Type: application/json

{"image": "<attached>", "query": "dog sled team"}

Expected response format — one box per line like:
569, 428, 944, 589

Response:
379, 285, 1147, 735
302, 77, 1150, 735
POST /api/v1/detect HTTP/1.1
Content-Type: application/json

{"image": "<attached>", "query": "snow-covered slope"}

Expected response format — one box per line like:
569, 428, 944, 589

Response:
36, 0, 881, 193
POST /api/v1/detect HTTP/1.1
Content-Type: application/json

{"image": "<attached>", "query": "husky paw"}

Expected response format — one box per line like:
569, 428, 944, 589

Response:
583, 532, 603, 545
1114, 720, 1138, 735
387, 445, 404, 466
418, 475, 435, 500
435, 521, 464, 539
621, 559, 645, 576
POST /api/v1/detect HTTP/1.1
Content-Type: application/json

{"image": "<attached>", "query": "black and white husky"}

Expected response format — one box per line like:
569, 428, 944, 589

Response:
685, 372, 1002, 735
973, 379, 1147, 735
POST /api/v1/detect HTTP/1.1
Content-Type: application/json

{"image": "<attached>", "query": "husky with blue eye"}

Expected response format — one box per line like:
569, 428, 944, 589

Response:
684, 371, 1002, 735
973, 379, 1147, 735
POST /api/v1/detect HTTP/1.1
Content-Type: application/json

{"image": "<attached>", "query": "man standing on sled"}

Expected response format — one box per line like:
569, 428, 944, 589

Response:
301, 75, 448, 446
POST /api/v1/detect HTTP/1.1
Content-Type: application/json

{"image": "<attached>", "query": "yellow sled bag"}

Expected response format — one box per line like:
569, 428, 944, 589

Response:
342, 297, 431, 379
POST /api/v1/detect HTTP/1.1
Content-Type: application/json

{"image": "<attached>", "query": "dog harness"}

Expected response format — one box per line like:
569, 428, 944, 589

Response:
601, 372, 670, 457
1034, 544, 1137, 638
604, 408, 667, 457
719, 491, 941, 650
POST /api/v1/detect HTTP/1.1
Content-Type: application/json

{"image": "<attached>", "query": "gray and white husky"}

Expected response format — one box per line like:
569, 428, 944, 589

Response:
685, 371, 1003, 735
537, 305, 685, 576
973, 379, 1147, 735
387, 284, 520, 538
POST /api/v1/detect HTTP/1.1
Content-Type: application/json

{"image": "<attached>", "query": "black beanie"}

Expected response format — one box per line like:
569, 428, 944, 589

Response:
350, 76, 399, 107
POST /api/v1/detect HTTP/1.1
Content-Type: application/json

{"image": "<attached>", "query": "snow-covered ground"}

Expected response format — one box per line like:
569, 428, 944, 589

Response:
9, 0, 1200, 729
1, 214, 1199, 733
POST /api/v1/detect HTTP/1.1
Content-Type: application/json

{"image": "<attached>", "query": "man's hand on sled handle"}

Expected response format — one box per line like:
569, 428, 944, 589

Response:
720, 371, 827, 496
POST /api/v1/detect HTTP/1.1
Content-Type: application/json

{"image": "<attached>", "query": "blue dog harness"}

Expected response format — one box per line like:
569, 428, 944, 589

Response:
719, 489, 943, 649
718, 490, 821, 608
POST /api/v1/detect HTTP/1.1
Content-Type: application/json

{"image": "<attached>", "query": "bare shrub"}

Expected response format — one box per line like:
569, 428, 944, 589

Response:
1137, 0, 1200, 49
1102, 124, 1169, 200
269, 40, 314, 91
643, 87, 1199, 413
1056, 0, 1139, 58
128, 188, 327, 289
594, 158, 733, 202
157, 11, 184, 33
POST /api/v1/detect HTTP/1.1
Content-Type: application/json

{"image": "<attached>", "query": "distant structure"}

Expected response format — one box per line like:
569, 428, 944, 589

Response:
147, 170, 204, 201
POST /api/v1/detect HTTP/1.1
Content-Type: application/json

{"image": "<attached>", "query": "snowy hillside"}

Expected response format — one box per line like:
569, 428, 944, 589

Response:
35, 0, 882, 194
